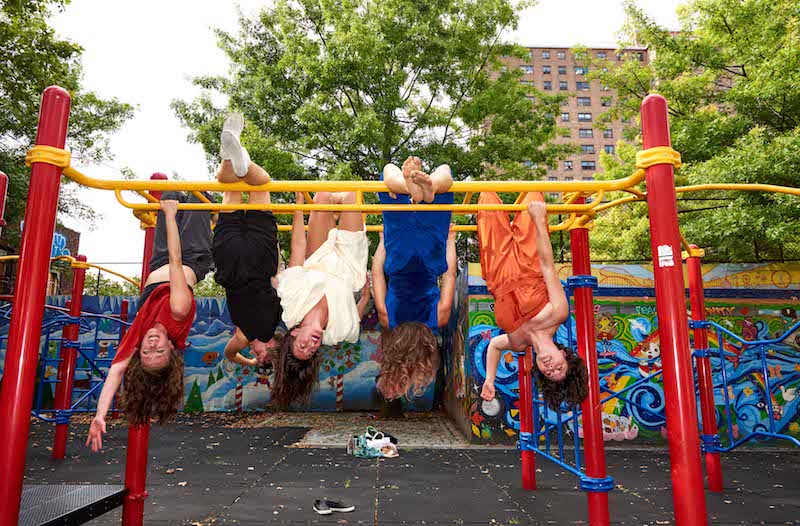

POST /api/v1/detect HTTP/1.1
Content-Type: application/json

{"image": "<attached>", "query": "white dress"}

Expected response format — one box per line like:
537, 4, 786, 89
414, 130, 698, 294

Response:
276, 228, 368, 345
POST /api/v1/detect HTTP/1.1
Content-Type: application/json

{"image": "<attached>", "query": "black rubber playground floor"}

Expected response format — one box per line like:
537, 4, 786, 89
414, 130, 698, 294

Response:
23, 413, 800, 525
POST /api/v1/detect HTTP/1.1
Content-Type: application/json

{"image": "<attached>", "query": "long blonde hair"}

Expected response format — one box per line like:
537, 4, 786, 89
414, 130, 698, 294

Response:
377, 322, 440, 400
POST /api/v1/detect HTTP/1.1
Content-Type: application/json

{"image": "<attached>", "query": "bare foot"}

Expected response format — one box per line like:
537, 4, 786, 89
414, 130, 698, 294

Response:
412, 170, 435, 203
402, 157, 424, 203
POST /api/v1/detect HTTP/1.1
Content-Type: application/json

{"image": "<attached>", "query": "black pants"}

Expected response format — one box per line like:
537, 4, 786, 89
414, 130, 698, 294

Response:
140, 191, 213, 305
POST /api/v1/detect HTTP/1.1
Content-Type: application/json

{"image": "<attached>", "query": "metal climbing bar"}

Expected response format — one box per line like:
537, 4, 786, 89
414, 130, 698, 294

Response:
690, 319, 800, 452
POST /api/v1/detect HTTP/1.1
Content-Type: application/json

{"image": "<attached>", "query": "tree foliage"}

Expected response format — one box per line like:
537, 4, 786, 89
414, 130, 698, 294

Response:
173, 0, 574, 181
578, 0, 800, 262
83, 272, 140, 297
0, 0, 134, 246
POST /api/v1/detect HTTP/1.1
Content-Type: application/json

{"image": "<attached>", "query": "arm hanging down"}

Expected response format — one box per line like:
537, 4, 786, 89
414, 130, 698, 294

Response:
86, 356, 131, 452
480, 334, 510, 401
224, 328, 259, 367
437, 229, 457, 327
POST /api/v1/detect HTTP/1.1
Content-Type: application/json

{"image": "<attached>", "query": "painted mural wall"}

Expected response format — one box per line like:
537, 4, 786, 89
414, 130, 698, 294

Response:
0, 294, 438, 414
459, 263, 800, 445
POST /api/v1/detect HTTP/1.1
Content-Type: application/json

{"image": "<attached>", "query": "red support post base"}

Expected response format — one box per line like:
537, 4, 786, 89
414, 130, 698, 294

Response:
0, 86, 71, 526
641, 94, 708, 526
52, 255, 87, 459
517, 351, 537, 490
570, 210, 610, 526
687, 246, 723, 492
122, 424, 150, 526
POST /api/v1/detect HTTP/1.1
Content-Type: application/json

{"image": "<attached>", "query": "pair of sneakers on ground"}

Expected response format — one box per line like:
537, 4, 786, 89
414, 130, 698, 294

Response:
220, 113, 251, 178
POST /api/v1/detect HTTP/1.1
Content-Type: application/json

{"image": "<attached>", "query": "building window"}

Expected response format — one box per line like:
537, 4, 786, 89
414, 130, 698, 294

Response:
581, 145, 595, 154
603, 129, 613, 138
543, 65, 551, 74
559, 81, 568, 91
565, 176, 574, 181
557, 51, 566, 60
577, 96, 591, 106
544, 112, 554, 120
520, 80, 533, 86
597, 51, 607, 59
601, 84, 610, 91
582, 176, 593, 181
581, 161, 596, 170
575, 66, 588, 75
579, 129, 593, 138
635, 52, 644, 61
616, 53, 624, 61
561, 112, 570, 122
543, 81, 552, 90
564, 161, 573, 171
561, 99, 568, 106
578, 112, 592, 122
601, 97, 612, 107
548, 176, 557, 181
576, 81, 590, 91
520, 65, 534, 75
542, 50, 550, 59
558, 66, 566, 75
604, 145, 615, 154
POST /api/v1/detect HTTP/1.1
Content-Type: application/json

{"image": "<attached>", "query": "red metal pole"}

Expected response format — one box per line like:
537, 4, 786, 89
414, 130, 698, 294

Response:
517, 350, 536, 490
52, 255, 87, 459
687, 245, 723, 492
122, 172, 165, 526
0, 86, 71, 526
570, 211, 610, 526
641, 94, 708, 526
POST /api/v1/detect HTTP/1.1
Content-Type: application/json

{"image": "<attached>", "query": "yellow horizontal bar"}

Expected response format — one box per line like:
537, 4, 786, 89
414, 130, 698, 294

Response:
274, 223, 575, 233
64, 165, 645, 194
676, 183, 800, 197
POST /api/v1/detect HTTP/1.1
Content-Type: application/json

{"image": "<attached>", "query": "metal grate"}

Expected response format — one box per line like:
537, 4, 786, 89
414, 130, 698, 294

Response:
19, 485, 126, 526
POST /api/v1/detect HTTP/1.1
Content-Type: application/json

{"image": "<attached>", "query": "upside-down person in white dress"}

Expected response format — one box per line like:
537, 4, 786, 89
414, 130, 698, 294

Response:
270, 191, 371, 407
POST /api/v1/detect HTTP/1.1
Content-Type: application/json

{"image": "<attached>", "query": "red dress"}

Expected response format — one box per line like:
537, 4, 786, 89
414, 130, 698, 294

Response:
112, 283, 196, 364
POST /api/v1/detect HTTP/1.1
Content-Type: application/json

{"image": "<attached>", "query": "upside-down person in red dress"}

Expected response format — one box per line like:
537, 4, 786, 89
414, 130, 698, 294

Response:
87, 196, 212, 451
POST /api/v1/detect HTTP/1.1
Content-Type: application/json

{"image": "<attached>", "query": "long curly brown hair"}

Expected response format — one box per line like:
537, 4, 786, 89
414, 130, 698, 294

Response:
377, 322, 440, 400
269, 331, 323, 408
119, 350, 185, 426
535, 343, 589, 410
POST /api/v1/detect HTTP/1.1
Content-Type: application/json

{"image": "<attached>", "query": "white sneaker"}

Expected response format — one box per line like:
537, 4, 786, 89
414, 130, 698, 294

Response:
221, 130, 251, 178
219, 113, 244, 161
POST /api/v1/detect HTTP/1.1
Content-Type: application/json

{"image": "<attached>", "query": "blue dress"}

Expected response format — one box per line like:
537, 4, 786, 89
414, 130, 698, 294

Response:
379, 175, 454, 329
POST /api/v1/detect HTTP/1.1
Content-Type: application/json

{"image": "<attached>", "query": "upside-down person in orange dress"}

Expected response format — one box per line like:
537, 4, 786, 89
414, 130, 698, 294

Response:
478, 192, 588, 409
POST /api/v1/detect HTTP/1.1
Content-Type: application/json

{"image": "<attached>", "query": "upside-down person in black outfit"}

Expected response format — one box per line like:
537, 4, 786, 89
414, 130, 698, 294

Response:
213, 113, 282, 368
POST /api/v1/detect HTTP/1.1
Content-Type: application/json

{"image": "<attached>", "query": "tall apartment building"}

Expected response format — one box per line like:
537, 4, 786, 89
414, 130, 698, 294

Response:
500, 46, 649, 192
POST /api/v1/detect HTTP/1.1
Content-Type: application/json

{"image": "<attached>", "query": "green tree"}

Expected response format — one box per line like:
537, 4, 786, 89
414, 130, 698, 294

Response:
83, 272, 140, 297
0, 0, 134, 246
577, 0, 800, 262
183, 379, 204, 412
193, 274, 226, 297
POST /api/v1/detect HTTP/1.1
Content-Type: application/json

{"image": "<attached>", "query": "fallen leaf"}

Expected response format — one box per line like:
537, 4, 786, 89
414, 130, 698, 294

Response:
166, 469, 175, 474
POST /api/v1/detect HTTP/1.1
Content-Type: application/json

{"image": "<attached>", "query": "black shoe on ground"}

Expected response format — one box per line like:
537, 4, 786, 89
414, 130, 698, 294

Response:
314, 499, 355, 515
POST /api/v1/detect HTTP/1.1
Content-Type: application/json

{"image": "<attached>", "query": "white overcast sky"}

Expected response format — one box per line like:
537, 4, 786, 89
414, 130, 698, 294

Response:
50, 0, 681, 280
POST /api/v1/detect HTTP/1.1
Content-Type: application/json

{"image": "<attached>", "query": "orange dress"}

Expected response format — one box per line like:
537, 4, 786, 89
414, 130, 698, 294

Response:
477, 191, 550, 333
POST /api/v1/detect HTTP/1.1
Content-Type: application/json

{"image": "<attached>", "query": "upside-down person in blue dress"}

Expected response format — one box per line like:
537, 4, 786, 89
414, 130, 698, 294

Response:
372, 156, 457, 400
